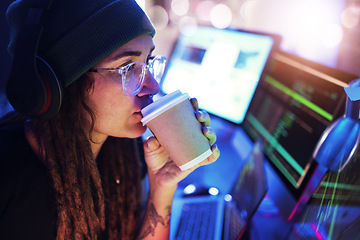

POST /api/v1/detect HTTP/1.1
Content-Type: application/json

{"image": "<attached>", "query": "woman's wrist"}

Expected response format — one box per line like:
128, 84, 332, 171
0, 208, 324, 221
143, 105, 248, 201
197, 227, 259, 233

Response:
137, 183, 176, 239
148, 183, 176, 204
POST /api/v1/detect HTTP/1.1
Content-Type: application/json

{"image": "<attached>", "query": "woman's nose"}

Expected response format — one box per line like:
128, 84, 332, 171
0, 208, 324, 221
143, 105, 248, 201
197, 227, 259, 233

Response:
137, 71, 160, 97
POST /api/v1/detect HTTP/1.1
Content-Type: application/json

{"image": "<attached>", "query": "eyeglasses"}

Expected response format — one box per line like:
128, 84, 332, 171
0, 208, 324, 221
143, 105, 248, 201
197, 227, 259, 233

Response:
89, 55, 166, 96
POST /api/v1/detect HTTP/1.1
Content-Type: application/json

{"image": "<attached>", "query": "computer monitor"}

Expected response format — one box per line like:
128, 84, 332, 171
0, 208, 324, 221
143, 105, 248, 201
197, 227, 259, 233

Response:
160, 25, 281, 124
241, 50, 359, 204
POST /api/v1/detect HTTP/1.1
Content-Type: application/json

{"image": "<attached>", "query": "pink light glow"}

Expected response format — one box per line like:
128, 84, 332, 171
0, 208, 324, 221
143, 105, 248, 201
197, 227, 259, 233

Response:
310, 223, 326, 240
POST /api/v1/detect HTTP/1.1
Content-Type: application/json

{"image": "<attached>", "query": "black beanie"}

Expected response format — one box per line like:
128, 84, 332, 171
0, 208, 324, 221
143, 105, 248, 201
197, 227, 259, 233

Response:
7, 0, 156, 87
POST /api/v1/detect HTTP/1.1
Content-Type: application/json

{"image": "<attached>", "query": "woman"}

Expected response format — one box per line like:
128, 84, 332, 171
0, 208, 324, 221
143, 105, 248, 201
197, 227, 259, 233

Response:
0, 0, 220, 239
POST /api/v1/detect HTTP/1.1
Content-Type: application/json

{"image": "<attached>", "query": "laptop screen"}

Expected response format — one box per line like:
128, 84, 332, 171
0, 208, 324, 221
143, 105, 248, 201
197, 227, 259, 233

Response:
230, 138, 267, 215
160, 26, 281, 124
223, 138, 268, 239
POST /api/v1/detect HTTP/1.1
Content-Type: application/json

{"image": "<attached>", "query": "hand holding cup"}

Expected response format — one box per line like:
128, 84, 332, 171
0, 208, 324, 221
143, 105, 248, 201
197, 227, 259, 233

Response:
141, 90, 218, 171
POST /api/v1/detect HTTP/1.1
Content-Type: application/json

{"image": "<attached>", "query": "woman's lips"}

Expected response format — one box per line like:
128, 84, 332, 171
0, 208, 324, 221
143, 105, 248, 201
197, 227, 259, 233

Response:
135, 97, 154, 118
134, 111, 142, 117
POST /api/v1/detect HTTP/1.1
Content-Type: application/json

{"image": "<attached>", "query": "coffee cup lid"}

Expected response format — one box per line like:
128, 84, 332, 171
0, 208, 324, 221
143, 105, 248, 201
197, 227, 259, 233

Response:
141, 90, 189, 125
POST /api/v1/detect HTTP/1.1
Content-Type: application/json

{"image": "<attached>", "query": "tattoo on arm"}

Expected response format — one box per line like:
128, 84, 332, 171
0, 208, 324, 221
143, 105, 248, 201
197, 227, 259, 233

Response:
138, 203, 172, 239
164, 206, 171, 228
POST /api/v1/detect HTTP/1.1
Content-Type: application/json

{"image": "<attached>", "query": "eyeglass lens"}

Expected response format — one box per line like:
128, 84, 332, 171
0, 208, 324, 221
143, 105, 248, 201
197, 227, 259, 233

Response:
149, 57, 166, 83
123, 62, 145, 96
123, 56, 166, 96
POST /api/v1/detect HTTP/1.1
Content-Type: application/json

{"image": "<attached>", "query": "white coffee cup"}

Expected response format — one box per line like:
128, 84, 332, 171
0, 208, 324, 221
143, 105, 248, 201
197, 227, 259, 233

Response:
141, 90, 212, 171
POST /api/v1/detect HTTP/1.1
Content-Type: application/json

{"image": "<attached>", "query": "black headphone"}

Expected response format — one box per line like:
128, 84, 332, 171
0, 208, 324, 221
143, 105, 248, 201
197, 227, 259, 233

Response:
6, 0, 62, 119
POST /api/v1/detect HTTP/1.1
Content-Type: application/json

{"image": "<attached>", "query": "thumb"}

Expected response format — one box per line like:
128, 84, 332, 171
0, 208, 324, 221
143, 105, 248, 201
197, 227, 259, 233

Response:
143, 136, 161, 153
143, 136, 169, 171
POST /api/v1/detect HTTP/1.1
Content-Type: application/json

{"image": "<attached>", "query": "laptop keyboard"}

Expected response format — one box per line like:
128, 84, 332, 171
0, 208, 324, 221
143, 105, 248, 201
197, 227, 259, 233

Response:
174, 201, 218, 240
228, 204, 246, 240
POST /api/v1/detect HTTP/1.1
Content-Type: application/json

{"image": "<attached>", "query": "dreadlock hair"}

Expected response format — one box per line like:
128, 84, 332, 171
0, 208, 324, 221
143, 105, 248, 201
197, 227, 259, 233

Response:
1, 73, 144, 239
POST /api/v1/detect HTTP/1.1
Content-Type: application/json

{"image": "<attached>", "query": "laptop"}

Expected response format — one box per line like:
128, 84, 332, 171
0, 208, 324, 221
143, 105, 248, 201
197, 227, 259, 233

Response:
160, 25, 281, 125
170, 138, 268, 240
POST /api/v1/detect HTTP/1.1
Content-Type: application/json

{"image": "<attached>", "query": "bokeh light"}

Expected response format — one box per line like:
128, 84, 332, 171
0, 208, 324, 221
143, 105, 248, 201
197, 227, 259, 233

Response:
183, 184, 196, 195
240, 0, 261, 21
224, 194, 233, 202
195, 0, 216, 22
147, 5, 169, 30
171, 0, 190, 16
208, 187, 219, 196
341, 6, 360, 29
210, 3, 232, 29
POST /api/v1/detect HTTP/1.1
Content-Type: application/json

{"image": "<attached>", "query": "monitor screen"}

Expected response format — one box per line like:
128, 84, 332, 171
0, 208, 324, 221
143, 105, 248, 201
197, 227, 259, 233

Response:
242, 50, 359, 199
160, 26, 281, 124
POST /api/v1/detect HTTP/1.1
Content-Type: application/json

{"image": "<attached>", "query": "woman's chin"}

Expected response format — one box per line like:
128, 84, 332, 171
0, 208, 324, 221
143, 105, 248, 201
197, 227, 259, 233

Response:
130, 123, 148, 138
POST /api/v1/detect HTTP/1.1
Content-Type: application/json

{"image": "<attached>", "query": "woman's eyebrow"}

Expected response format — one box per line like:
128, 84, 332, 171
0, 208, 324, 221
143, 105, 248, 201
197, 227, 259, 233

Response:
108, 51, 142, 62
107, 46, 155, 63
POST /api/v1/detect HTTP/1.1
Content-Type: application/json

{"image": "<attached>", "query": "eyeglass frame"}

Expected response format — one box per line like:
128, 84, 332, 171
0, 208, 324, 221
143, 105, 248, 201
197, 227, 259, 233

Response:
88, 55, 166, 96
